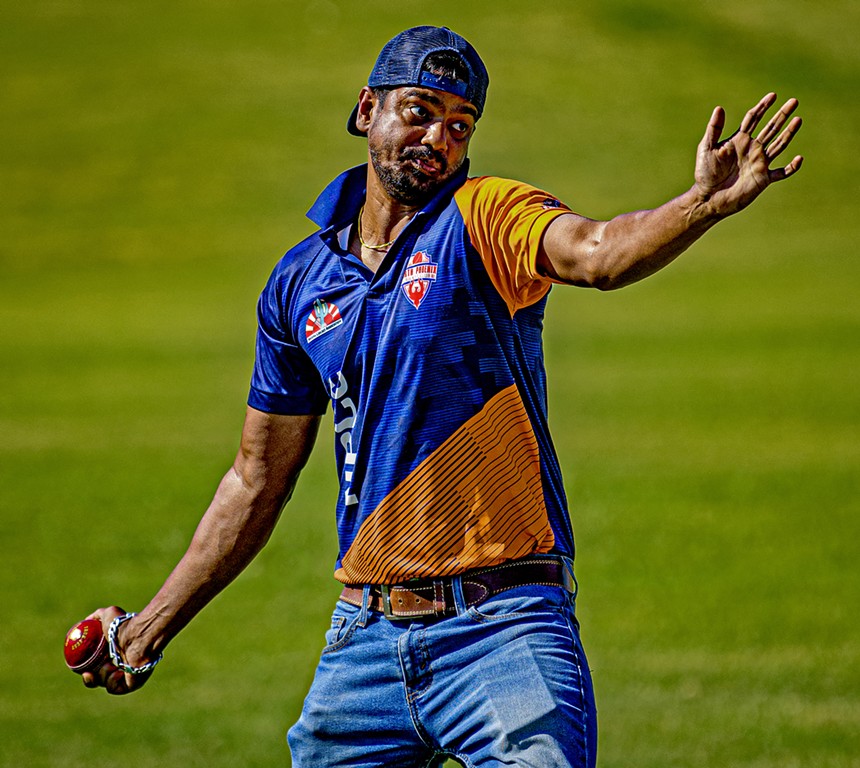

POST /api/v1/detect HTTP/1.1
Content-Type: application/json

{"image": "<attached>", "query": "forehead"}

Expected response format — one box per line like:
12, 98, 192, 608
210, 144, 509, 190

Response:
387, 86, 479, 119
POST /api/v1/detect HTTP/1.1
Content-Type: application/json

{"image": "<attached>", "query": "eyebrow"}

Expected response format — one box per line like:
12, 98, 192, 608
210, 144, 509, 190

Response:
403, 88, 479, 120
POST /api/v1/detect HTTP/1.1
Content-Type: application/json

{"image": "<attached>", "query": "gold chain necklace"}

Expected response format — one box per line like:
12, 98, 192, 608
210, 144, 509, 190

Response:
357, 204, 396, 251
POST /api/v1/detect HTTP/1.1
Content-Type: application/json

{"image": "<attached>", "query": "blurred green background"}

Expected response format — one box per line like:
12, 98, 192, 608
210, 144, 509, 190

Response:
1, 1, 857, 766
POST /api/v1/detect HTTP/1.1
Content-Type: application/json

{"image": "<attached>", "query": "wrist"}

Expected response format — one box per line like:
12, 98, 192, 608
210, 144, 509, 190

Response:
119, 614, 154, 663
682, 186, 723, 227
109, 613, 164, 675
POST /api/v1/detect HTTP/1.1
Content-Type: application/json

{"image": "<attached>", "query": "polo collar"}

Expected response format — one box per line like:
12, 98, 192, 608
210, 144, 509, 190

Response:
306, 160, 471, 233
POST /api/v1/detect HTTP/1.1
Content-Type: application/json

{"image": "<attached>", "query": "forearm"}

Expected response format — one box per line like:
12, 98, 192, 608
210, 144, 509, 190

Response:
121, 464, 295, 663
544, 186, 723, 290
592, 186, 725, 289
542, 95, 802, 291
117, 409, 320, 667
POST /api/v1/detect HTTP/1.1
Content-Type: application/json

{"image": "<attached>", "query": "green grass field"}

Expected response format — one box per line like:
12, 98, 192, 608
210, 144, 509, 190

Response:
2, 1, 858, 766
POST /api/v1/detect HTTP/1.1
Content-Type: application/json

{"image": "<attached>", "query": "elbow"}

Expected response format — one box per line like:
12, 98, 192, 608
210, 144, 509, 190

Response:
581, 224, 629, 290
565, 258, 626, 292
231, 460, 296, 516
557, 221, 626, 290
588, 270, 624, 291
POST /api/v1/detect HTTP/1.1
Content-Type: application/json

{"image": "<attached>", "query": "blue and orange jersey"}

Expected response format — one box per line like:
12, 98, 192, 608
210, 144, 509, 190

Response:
249, 162, 575, 585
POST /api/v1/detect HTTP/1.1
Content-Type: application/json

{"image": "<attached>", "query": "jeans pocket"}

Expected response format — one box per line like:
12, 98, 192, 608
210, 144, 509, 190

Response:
323, 616, 346, 649
467, 584, 568, 623
321, 600, 362, 654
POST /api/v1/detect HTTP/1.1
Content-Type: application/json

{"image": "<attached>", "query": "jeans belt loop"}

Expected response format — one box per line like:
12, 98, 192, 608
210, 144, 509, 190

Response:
561, 559, 578, 598
433, 579, 446, 617
358, 584, 371, 626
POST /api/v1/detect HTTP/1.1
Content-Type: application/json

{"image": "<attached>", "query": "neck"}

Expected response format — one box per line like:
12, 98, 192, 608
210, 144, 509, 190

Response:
350, 172, 423, 271
362, 174, 423, 242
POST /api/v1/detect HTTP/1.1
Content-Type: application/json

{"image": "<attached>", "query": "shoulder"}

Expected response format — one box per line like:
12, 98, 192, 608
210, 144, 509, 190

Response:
261, 228, 334, 307
267, 229, 329, 282
258, 229, 332, 330
455, 176, 568, 213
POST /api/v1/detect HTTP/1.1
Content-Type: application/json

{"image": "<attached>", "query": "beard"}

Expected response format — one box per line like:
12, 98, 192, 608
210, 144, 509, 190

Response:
369, 143, 459, 205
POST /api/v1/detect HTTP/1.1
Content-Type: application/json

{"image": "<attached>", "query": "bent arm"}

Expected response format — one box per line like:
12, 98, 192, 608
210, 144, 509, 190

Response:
538, 190, 719, 290
89, 407, 321, 693
538, 93, 803, 291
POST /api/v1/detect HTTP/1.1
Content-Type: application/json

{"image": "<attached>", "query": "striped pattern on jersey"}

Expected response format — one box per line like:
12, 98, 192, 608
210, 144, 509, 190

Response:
335, 384, 555, 584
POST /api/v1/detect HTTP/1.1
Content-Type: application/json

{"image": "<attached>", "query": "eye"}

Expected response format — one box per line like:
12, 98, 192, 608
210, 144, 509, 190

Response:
409, 104, 429, 120
450, 120, 472, 138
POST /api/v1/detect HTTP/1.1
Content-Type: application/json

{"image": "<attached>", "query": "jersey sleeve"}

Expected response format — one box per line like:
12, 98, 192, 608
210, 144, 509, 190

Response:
248, 271, 329, 416
454, 176, 573, 315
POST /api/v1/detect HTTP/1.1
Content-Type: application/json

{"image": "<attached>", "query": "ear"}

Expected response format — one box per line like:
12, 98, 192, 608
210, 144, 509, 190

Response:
354, 86, 377, 135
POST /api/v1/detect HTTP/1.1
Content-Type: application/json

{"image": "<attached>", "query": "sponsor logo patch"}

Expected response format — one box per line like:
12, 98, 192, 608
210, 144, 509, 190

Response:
401, 251, 438, 309
541, 197, 563, 209
305, 298, 343, 343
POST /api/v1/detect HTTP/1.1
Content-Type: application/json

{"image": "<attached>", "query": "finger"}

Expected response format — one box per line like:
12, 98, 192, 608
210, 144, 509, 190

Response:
764, 116, 802, 160
105, 668, 131, 695
702, 106, 726, 149
757, 98, 800, 147
739, 92, 777, 135
770, 154, 804, 182
124, 669, 152, 691
84, 606, 125, 637
93, 660, 119, 688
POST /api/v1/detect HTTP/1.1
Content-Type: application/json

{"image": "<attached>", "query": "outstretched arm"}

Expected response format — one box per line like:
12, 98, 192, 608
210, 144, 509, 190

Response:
83, 407, 321, 695
539, 93, 803, 290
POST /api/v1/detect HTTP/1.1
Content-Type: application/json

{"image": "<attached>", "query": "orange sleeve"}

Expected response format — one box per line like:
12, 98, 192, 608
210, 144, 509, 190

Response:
455, 176, 573, 315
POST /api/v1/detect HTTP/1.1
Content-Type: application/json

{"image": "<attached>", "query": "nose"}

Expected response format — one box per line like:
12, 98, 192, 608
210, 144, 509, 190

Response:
422, 120, 447, 151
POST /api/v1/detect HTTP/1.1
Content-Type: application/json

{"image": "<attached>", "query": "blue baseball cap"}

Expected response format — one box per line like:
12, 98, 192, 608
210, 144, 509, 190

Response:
347, 26, 489, 137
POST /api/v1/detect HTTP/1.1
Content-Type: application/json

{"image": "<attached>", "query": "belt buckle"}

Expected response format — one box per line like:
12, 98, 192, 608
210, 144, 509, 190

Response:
380, 584, 398, 619
381, 584, 434, 620
380, 582, 447, 620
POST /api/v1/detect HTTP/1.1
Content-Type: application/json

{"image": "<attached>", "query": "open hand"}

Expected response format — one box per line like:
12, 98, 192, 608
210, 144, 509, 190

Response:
695, 93, 803, 217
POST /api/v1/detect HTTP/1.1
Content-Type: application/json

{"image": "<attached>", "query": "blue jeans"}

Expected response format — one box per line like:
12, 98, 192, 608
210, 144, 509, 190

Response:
288, 575, 597, 767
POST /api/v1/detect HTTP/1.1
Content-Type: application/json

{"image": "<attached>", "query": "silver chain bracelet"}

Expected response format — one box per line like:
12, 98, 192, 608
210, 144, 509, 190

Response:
108, 612, 164, 675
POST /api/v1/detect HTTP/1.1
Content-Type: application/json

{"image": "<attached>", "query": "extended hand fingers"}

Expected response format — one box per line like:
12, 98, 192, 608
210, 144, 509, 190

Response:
764, 115, 803, 162
770, 154, 804, 183
702, 105, 726, 149
757, 98, 800, 148
739, 92, 778, 135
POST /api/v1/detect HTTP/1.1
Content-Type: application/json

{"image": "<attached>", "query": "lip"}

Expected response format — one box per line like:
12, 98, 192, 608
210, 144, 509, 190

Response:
410, 157, 442, 176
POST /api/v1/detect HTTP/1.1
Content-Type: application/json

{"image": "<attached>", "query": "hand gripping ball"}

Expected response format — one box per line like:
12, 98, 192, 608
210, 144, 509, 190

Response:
64, 619, 109, 675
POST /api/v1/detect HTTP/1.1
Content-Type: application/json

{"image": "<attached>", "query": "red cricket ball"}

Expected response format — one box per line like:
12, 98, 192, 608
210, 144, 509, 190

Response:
64, 618, 109, 675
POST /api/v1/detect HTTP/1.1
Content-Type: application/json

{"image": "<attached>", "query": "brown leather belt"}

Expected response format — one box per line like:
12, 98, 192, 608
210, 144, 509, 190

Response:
339, 556, 575, 620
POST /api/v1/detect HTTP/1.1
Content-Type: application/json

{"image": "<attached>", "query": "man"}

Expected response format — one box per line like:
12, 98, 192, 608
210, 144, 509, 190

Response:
82, 25, 802, 768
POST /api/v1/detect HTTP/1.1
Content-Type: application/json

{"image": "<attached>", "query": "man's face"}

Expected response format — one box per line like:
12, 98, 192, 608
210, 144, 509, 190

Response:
364, 86, 477, 205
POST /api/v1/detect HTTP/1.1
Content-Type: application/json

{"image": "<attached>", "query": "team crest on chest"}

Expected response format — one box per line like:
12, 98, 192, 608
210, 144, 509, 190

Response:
305, 298, 343, 343
401, 251, 438, 310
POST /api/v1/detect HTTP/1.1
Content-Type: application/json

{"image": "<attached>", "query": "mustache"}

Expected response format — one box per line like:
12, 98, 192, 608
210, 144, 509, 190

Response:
401, 147, 447, 173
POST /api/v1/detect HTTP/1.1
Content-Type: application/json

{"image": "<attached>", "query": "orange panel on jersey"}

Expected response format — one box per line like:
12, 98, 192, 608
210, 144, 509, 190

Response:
336, 384, 555, 585
455, 176, 572, 316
